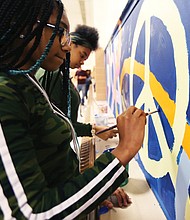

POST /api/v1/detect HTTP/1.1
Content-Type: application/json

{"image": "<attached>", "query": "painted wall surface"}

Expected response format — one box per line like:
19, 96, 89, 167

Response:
105, 0, 190, 219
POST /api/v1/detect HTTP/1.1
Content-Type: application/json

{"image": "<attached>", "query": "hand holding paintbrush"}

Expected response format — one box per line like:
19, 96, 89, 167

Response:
95, 109, 159, 135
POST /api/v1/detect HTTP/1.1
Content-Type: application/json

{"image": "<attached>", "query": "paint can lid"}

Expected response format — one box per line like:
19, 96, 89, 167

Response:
98, 206, 109, 215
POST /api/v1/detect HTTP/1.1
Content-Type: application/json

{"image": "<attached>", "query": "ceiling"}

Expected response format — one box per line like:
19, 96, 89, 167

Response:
62, 0, 129, 69
62, 0, 95, 70
63, 0, 91, 32
62, 0, 129, 49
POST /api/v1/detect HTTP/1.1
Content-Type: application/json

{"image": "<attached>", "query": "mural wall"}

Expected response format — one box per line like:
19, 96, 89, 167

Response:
105, 0, 190, 219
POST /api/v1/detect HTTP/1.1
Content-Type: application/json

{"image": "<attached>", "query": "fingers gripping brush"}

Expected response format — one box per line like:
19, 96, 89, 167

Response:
95, 108, 160, 135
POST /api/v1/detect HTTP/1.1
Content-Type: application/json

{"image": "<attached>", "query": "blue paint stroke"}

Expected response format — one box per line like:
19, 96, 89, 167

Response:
149, 17, 176, 102
176, 146, 183, 165
133, 75, 144, 105
148, 116, 162, 161
158, 108, 174, 151
136, 154, 175, 220
175, 150, 190, 219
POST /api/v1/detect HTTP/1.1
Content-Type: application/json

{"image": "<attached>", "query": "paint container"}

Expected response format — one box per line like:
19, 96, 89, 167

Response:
94, 114, 108, 126
103, 148, 129, 187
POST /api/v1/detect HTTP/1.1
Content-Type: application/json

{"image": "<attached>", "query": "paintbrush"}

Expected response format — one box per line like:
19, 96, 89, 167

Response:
95, 109, 159, 135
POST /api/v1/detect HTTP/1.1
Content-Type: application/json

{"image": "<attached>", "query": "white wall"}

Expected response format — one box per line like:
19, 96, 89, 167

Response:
85, 0, 129, 69
92, 0, 129, 49
63, 0, 129, 70
63, 0, 83, 32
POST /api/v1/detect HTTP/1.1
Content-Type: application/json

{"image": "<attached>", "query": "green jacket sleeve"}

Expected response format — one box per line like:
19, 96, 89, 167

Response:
0, 73, 128, 219
36, 69, 93, 137
72, 121, 92, 137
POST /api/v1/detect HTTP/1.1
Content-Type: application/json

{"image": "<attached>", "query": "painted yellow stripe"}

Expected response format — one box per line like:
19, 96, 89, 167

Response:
120, 58, 190, 158
182, 124, 190, 157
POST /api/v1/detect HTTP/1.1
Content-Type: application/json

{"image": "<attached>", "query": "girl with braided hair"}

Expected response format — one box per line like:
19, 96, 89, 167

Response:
0, 0, 146, 219
37, 24, 118, 140
37, 25, 132, 211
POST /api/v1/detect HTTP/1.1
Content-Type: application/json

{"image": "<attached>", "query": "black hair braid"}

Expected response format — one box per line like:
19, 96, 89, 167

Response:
0, 1, 42, 47
42, 56, 71, 119
0, 0, 52, 67
0, 1, 19, 28
0, 0, 63, 72
0, 1, 24, 46
14, 0, 56, 68
61, 53, 71, 118
1, 2, 45, 66
14, 3, 51, 68
0, 1, 21, 31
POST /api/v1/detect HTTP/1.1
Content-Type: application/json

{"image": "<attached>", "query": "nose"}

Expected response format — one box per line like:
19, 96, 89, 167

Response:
59, 44, 70, 60
61, 42, 71, 51
80, 60, 84, 65
61, 44, 71, 57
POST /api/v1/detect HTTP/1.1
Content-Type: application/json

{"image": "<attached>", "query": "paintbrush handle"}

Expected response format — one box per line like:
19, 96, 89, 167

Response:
95, 124, 117, 135
95, 110, 159, 135
146, 110, 159, 116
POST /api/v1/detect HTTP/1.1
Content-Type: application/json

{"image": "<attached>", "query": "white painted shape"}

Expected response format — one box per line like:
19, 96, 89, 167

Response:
129, 0, 189, 184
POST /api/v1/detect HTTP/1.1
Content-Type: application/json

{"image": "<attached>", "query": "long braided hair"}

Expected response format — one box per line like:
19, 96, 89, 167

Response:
62, 52, 71, 118
0, 0, 64, 74
42, 52, 71, 118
